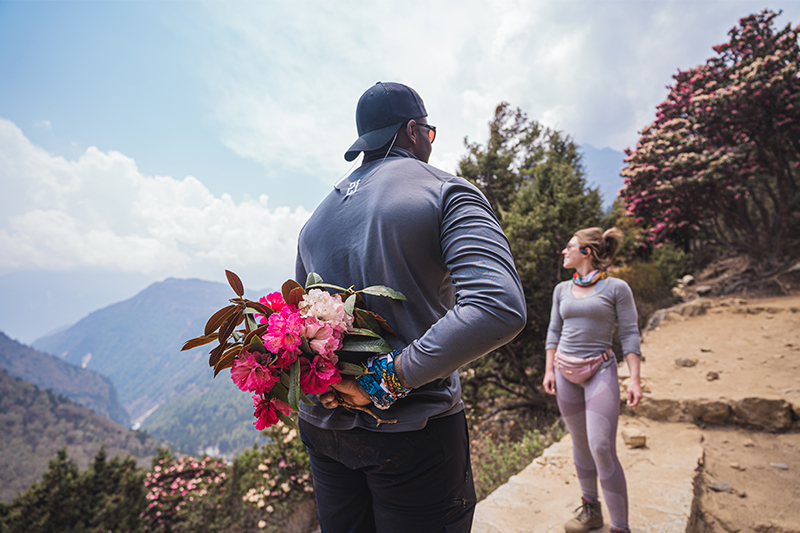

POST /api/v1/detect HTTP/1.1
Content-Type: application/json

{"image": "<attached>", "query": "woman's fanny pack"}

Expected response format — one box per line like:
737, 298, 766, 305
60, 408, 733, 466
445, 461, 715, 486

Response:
555, 348, 612, 384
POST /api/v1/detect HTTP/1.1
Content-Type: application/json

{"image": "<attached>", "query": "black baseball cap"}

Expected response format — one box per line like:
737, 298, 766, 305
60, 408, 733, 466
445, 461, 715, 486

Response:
344, 82, 427, 162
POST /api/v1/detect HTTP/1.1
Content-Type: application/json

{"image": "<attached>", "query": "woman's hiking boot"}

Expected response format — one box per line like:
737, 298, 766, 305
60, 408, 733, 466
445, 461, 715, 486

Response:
565, 497, 603, 533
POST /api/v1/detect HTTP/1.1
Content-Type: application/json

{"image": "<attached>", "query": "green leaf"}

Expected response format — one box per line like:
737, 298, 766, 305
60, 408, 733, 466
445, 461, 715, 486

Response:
338, 361, 366, 376
247, 334, 268, 354
299, 389, 314, 406
277, 412, 298, 429
305, 272, 324, 289
340, 336, 393, 353
306, 282, 348, 292
344, 294, 356, 316
300, 337, 314, 354
360, 285, 408, 300
347, 328, 383, 338
288, 360, 301, 411
272, 382, 290, 405
244, 313, 259, 332
354, 308, 382, 334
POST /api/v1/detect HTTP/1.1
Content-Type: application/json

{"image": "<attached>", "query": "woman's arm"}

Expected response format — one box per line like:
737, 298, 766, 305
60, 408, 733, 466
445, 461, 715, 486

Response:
543, 348, 557, 395
543, 285, 563, 395
625, 352, 643, 407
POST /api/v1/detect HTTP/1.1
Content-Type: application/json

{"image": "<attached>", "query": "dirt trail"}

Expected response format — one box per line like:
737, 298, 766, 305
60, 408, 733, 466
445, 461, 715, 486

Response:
474, 295, 800, 533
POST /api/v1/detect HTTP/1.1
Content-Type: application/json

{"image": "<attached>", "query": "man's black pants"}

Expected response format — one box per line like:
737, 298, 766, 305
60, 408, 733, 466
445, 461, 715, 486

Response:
299, 411, 476, 533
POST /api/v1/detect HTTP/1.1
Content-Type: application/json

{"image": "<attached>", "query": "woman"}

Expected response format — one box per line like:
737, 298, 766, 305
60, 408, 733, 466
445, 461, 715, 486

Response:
543, 227, 643, 533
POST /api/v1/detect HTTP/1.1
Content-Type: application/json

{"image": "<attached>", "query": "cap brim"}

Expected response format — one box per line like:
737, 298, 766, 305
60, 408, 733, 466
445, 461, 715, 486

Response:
344, 121, 404, 161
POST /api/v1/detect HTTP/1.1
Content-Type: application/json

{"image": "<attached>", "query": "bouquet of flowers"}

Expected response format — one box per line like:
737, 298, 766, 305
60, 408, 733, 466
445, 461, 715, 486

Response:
182, 271, 406, 430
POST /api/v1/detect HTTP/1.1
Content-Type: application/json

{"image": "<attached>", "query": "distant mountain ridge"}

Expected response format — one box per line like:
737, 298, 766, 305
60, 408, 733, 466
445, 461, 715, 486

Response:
32, 277, 271, 455
579, 144, 626, 209
0, 332, 129, 426
0, 369, 160, 502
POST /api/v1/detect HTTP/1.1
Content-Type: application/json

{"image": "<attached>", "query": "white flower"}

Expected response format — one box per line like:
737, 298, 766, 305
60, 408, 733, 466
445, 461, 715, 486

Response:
298, 289, 353, 333
258, 520, 267, 528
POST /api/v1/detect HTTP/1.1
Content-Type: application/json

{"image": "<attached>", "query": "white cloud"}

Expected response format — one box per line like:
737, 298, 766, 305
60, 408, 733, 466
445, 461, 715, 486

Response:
192, 0, 799, 180
0, 118, 310, 287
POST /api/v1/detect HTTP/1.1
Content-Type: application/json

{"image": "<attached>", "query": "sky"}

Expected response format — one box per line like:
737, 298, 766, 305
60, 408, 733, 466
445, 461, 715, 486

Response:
1, 0, 799, 343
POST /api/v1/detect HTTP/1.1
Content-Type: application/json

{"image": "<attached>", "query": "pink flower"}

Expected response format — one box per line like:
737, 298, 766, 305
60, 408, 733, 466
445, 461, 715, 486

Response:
299, 355, 341, 395
257, 292, 287, 323
301, 316, 340, 359
263, 307, 303, 353
253, 396, 292, 430
230, 351, 279, 394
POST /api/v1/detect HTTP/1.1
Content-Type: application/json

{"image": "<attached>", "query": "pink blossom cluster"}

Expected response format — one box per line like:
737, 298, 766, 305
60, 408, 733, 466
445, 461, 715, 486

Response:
141, 456, 228, 531
230, 289, 353, 430
619, 9, 798, 254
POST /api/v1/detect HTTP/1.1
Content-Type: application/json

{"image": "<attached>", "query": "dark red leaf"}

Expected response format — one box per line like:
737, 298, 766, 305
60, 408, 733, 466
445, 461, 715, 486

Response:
218, 308, 244, 345
204, 304, 238, 335
281, 279, 303, 305
225, 270, 245, 297
182, 332, 219, 351
288, 287, 305, 307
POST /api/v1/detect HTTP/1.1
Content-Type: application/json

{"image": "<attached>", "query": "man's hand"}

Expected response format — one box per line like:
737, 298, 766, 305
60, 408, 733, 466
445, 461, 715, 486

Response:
318, 376, 371, 409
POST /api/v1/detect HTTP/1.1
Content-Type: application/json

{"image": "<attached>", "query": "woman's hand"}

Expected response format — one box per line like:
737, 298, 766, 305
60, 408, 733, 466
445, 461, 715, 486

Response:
624, 352, 643, 407
626, 379, 643, 407
542, 370, 557, 395
543, 348, 557, 395
317, 376, 371, 409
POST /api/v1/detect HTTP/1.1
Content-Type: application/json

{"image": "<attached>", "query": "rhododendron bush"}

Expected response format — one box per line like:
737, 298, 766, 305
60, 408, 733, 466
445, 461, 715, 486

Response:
620, 10, 800, 266
183, 271, 406, 431
142, 455, 228, 531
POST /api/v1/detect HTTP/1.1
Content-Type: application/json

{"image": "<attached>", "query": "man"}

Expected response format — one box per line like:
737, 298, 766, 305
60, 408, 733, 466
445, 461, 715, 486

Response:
296, 81, 526, 533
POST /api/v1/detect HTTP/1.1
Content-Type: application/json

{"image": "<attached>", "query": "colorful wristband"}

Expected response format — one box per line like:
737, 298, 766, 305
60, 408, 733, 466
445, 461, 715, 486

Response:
355, 350, 411, 410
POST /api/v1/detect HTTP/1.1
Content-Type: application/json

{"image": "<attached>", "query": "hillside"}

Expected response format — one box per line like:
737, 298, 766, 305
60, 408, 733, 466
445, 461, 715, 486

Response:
0, 369, 160, 502
0, 331, 129, 426
32, 277, 272, 455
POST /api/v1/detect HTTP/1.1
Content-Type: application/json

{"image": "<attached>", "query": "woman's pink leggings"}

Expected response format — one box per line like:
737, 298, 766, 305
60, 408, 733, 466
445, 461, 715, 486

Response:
555, 359, 628, 530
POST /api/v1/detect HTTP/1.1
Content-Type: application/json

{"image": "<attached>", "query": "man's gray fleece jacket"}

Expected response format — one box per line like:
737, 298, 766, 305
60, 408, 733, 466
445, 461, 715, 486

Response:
295, 147, 527, 432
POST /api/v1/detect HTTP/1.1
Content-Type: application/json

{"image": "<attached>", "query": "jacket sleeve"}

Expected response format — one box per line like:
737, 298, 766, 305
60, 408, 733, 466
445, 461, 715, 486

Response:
399, 179, 527, 388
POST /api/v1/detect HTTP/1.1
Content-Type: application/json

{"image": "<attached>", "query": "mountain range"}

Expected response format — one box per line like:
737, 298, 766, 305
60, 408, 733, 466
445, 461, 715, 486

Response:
0, 368, 160, 502
0, 331, 129, 426
31, 277, 270, 455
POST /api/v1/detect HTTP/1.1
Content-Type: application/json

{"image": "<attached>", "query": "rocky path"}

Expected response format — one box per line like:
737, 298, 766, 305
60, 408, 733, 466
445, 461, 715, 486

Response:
473, 296, 800, 533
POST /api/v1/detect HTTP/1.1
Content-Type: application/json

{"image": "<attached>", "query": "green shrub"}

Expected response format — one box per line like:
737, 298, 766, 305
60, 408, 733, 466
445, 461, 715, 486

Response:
470, 422, 564, 501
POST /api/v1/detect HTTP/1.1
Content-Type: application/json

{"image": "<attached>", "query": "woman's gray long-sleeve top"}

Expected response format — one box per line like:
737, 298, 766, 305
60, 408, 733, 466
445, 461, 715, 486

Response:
546, 277, 641, 362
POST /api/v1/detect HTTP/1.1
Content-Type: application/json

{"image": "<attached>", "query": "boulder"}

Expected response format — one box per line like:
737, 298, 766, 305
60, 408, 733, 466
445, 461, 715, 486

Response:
731, 398, 793, 431
696, 285, 714, 297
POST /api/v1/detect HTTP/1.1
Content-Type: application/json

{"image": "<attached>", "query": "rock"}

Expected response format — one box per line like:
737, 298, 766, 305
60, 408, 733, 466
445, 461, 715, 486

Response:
769, 462, 789, 470
700, 347, 713, 352
697, 285, 714, 296
708, 477, 734, 492
706, 371, 720, 381
622, 428, 647, 448
686, 401, 731, 424
732, 398, 794, 431
730, 462, 745, 471
753, 520, 800, 533
682, 274, 696, 286
675, 357, 698, 367
743, 439, 756, 448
